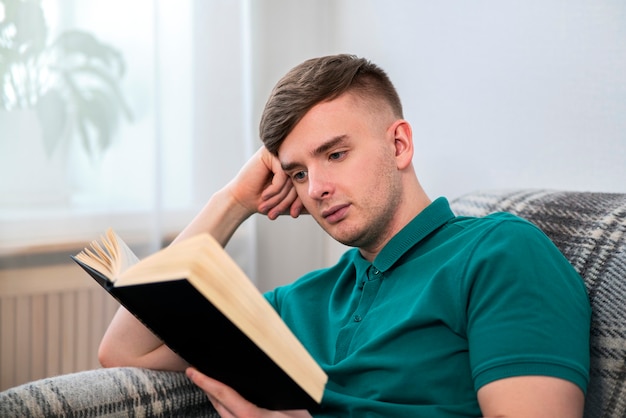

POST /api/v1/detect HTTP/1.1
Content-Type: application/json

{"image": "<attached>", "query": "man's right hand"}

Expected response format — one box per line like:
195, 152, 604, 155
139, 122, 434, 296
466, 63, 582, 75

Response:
227, 147, 305, 220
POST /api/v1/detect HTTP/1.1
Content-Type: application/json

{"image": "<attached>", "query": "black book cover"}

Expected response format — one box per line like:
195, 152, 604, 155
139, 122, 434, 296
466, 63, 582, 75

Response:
72, 256, 321, 411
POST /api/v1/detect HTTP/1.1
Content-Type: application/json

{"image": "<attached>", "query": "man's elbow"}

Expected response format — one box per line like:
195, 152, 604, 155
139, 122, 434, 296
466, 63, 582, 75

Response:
98, 339, 121, 368
98, 338, 188, 371
97, 337, 138, 368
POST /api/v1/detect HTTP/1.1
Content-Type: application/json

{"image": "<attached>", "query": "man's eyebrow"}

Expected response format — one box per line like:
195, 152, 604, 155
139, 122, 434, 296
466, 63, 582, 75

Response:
311, 135, 348, 157
281, 135, 348, 172
280, 160, 300, 172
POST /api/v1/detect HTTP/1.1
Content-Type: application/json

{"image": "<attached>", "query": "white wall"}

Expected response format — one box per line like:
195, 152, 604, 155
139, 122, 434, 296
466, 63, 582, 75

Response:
333, 1, 626, 199
248, 0, 626, 285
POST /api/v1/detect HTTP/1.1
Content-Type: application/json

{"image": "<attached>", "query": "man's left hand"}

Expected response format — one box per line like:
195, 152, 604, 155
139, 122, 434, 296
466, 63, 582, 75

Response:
186, 368, 313, 418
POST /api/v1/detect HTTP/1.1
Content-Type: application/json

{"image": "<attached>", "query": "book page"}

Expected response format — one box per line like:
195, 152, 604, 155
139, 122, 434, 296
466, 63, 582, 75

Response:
109, 229, 140, 274
74, 228, 140, 282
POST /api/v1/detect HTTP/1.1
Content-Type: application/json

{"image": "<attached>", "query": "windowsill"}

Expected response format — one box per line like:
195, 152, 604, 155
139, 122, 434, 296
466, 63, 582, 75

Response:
0, 207, 254, 284
0, 208, 194, 259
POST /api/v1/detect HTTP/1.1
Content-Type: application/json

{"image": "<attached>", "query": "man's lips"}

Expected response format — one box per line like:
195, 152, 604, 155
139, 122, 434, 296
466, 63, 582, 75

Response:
321, 204, 350, 224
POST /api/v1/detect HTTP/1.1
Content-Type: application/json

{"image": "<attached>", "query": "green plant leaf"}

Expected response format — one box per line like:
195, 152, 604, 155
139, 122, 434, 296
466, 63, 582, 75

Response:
65, 64, 133, 121
52, 30, 125, 76
74, 88, 122, 159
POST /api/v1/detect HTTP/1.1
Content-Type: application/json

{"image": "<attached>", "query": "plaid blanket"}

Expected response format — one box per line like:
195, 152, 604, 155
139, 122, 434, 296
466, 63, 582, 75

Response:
0, 367, 218, 417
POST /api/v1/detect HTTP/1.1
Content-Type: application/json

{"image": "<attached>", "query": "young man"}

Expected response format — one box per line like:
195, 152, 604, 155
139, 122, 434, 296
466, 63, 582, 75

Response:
99, 54, 591, 417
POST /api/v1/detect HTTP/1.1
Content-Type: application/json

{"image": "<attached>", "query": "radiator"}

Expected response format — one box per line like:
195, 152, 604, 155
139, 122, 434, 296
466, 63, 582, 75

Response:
0, 263, 119, 391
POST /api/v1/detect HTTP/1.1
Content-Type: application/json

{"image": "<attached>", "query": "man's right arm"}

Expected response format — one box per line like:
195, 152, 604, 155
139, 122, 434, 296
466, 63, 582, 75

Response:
98, 147, 303, 370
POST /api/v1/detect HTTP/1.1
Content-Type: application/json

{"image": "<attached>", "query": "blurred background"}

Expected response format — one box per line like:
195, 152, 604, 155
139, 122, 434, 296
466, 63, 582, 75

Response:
1, 0, 624, 390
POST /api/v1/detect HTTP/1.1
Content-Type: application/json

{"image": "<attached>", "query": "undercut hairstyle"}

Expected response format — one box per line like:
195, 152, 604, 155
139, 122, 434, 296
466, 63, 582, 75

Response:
259, 54, 404, 155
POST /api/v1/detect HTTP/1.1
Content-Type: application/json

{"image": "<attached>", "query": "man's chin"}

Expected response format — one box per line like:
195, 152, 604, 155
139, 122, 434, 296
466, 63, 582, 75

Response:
317, 218, 363, 246
328, 229, 364, 249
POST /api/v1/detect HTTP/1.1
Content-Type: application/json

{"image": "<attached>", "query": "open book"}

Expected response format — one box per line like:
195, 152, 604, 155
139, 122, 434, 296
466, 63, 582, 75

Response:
72, 229, 327, 411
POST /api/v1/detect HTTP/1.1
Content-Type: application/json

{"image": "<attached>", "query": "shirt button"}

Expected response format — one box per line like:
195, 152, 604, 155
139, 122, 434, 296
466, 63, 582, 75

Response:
354, 315, 362, 322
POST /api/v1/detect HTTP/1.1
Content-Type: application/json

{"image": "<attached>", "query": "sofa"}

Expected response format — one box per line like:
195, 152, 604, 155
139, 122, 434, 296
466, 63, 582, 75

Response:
1, 189, 625, 417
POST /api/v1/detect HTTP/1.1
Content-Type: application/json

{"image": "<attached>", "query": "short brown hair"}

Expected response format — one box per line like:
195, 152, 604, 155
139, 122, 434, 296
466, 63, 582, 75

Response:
259, 54, 403, 155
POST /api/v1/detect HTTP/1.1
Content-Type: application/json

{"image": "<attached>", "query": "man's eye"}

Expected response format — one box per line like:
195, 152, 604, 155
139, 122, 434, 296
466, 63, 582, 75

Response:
329, 151, 346, 160
293, 171, 307, 181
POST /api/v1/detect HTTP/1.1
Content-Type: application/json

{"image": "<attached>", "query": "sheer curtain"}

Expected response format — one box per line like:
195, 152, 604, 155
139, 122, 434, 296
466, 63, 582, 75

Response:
0, 0, 256, 274
0, 0, 263, 389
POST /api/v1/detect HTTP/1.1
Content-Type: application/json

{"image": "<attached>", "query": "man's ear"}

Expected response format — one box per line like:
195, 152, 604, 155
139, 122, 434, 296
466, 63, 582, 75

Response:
390, 119, 414, 170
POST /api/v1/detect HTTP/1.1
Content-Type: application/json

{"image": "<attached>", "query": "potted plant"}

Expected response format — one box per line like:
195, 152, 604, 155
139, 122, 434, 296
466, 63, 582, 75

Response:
0, 0, 131, 159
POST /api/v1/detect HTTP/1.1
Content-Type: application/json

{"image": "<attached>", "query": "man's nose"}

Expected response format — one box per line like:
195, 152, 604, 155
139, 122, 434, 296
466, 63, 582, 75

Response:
307, 169, 331, 199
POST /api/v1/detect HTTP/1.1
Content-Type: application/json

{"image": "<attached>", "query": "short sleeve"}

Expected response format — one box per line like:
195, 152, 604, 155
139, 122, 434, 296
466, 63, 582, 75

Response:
464, 215, 591, 393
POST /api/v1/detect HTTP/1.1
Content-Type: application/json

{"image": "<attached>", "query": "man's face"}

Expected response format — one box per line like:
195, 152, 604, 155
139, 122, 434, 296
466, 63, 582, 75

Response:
278, 92, 404, 253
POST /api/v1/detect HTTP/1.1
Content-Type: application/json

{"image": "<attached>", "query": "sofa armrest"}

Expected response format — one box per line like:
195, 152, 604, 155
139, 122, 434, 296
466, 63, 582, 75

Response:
0, 367, 218, 417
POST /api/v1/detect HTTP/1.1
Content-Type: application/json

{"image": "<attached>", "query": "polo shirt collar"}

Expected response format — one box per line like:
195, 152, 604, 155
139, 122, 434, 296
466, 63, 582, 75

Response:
353, 197, 455, 278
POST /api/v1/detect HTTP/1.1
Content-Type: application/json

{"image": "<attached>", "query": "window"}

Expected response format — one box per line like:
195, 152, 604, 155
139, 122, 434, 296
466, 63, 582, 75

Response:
1, 0, 255, 273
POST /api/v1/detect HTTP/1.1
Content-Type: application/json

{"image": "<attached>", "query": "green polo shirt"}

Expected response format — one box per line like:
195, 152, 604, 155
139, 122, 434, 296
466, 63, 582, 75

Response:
264, 197, 590, 417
